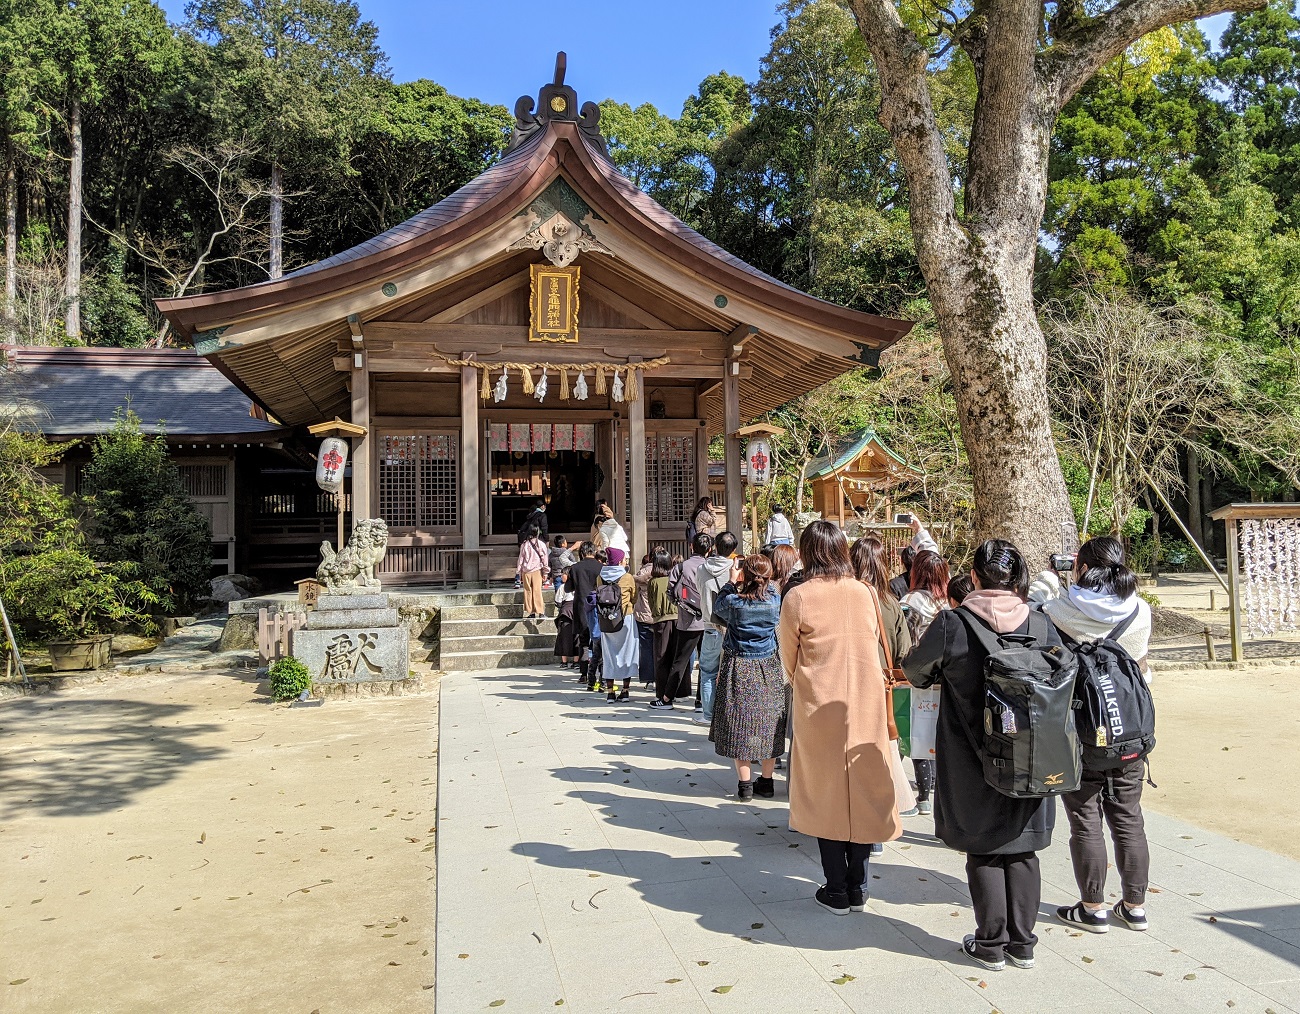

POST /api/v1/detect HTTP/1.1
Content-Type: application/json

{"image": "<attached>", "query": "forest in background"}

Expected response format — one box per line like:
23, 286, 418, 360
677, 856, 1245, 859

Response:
3, 0, 1299, 561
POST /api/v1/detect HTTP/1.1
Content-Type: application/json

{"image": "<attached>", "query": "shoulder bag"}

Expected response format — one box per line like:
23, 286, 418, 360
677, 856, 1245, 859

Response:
868, 586, 905, 741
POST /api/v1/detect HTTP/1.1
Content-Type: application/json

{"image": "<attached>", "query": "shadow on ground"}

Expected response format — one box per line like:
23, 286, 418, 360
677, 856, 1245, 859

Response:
0, 697, 226, 819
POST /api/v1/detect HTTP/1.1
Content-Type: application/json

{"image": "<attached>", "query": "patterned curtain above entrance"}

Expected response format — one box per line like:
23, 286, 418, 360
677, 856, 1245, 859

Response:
377, 432, 459, 531
625, 433, 697, 527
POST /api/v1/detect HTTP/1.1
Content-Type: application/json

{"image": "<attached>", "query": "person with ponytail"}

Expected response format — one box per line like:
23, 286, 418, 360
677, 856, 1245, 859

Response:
903, 539, 1064, 973
1044, 536, 1154, 934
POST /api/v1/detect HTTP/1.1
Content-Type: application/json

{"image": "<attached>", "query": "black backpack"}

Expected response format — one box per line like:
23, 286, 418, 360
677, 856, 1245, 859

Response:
956, 609, 1082, 800
1067, 609, 1157, 772
595, 582, 626, 634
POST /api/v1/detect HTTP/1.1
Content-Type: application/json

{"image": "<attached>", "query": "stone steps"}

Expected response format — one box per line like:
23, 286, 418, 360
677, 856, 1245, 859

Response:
439, 647, 558, 671
440, 616, 552, 639
428, 587, 561, 671
441, 603, 536, 621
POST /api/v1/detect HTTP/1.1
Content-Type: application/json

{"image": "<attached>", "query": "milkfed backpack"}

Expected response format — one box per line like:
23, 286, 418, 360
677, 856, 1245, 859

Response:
595, 582, 626, 634
956, 609, 1082, 799
1066, 609, 1157, 773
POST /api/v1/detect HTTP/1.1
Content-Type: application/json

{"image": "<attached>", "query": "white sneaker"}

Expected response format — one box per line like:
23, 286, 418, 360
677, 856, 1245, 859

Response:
691, 714, 710, 725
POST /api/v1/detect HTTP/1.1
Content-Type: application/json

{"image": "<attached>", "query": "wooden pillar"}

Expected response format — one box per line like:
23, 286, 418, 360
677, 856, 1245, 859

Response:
350, 352, 371, 522
628, 374, 648, 564
1225, 518, 1243, 663
460, 363, 481, 581
723, 359, 742, 541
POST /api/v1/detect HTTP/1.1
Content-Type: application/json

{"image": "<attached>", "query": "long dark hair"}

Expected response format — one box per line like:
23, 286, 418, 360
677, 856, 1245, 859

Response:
693, 496, 712, 516
1075, 536, 1138, 598
736, 553, 774, 601
851, 536, 892, 600
972, 539, 1029, 599
909, 550, 950, 602
650, 547, 673, 579
799, 520, 853, 581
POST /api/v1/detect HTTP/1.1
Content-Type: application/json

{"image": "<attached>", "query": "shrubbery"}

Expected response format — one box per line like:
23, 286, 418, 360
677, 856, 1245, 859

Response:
0, 429, 157, 643
80, 410, 212, 614
268, 656, 312, 700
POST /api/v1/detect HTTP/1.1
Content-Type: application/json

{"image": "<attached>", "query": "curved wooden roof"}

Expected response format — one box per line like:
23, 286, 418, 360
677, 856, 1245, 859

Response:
155, 67, 914, 428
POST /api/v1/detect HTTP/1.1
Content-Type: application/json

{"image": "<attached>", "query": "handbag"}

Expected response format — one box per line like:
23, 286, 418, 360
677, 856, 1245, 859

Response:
867, 586, 906, 741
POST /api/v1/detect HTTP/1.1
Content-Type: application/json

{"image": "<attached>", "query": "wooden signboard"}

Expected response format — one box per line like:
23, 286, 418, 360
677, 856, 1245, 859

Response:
530, 263, 579, 343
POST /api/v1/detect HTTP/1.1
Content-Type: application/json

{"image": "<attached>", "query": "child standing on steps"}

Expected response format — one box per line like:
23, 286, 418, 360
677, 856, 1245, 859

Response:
553, 567, 576, 668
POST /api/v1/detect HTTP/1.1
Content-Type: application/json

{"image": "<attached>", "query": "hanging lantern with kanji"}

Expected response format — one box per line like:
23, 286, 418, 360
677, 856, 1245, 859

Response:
315, 437, 349, 493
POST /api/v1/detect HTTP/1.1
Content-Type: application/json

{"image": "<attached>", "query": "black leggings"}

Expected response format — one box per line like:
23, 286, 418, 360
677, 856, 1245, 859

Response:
913, 758, 935, 801
817, 838, 872, 895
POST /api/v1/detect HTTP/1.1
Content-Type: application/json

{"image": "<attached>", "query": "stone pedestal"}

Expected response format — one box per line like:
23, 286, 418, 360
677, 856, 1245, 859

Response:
291, 593, 411, 697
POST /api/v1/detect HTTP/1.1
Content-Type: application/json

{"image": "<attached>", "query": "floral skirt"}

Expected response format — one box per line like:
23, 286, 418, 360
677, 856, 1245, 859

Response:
709, 650, 788, 761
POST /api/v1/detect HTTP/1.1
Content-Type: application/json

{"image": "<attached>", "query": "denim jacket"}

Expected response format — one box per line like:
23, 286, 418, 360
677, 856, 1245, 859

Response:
710, 583, 781, 659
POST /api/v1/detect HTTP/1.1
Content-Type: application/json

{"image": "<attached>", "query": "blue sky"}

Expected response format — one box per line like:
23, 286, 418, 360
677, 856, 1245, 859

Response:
155, 1, 1234, 115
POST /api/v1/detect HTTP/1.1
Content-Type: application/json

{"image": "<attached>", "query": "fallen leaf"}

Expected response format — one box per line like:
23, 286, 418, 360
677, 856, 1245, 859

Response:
977, 980, 987, 988
664, 978, 682, 984
489, 1002, 505, 1008
10, 979, 29, 986
1209, 916, 1218, 924
697, 960, 710, 966
1227, 1001, 1236, 1008
751, 922, 764, 929
831, 974, 856, 985
1146, 970, 1164, 977
712, 985, 733, 994
1184, 973, 1197, 981
1082, 956, 1094, 964
457, 953, 469, 959
387, 961, 400, 967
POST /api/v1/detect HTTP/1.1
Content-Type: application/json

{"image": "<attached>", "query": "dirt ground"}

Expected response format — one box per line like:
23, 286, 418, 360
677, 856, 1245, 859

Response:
0, 669, 438, 1014
1146, 663, 1300, 860
1, 655, 1296, 1012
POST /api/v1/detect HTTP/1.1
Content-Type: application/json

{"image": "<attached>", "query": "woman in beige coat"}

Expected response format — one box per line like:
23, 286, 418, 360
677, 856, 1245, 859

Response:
780, 521, 902, 916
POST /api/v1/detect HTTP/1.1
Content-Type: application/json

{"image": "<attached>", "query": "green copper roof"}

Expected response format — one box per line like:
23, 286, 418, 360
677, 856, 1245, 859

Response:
805, 428, 917, 480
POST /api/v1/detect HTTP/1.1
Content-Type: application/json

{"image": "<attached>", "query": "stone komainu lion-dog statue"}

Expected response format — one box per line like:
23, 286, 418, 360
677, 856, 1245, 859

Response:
317, 518, 389, 593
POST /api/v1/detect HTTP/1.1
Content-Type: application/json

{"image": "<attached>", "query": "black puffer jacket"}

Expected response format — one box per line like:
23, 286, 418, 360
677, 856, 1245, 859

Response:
903, 607, 1062, 855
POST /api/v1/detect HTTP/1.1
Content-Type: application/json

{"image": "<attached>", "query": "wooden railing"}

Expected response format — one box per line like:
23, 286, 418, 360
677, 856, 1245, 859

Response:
258, 608, 307, 666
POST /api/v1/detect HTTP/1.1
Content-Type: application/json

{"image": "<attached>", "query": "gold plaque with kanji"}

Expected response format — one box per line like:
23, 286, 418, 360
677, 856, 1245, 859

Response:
529, 263, 579, 343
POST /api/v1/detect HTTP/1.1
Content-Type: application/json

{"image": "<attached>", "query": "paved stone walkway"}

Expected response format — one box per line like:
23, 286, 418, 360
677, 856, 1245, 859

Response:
436, 666, 1300, 1014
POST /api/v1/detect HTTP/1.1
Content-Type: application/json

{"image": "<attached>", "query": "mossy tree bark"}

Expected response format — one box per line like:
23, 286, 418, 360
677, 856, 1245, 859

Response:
847, 0, 1264, 566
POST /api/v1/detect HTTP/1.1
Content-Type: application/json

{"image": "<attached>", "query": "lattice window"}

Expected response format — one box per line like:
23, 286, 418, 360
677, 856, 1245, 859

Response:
625, 433, 696, 526
259, 493, 295, 515
378, 432, 458, 531
178, 464, 228, 498
657, 434, 696, 524
315, 492, 352, 514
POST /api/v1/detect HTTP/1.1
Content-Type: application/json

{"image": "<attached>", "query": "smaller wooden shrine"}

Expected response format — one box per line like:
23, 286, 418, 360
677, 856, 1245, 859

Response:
806, 429, 920, 524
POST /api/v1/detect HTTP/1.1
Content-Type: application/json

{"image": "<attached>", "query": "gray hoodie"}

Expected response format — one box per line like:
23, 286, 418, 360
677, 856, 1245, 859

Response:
696, 555, 735, 629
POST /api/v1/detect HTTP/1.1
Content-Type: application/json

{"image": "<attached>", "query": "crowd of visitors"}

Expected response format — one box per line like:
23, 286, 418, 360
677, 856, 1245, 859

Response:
532, 505, 1154, 973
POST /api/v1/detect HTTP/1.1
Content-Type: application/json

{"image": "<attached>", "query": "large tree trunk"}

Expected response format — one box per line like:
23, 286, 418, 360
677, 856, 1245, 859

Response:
4, 141, 15, 342
269, 161, 283, 279
846, 0, 1263, 569
64, 98, 83, 341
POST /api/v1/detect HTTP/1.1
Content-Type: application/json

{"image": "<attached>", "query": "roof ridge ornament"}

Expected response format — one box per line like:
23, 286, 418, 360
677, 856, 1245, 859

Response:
507, 51, 609, 156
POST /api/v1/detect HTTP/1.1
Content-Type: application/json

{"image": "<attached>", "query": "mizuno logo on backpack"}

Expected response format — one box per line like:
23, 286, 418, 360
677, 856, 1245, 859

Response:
1066, 607, 1157, 773
956, 609, 1083, 800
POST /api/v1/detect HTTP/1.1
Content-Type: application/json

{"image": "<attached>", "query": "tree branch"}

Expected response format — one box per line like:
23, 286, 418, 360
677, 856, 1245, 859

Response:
1044, 0, 1267, 108
846, 0, 971, 302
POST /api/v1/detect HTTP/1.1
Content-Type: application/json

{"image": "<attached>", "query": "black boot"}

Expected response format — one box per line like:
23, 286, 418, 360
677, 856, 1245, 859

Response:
752, 776, 775, 799
737, 780, 754, 802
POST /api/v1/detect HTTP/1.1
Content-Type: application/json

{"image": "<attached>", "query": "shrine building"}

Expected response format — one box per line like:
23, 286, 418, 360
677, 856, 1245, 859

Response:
156, 58, 913, 584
